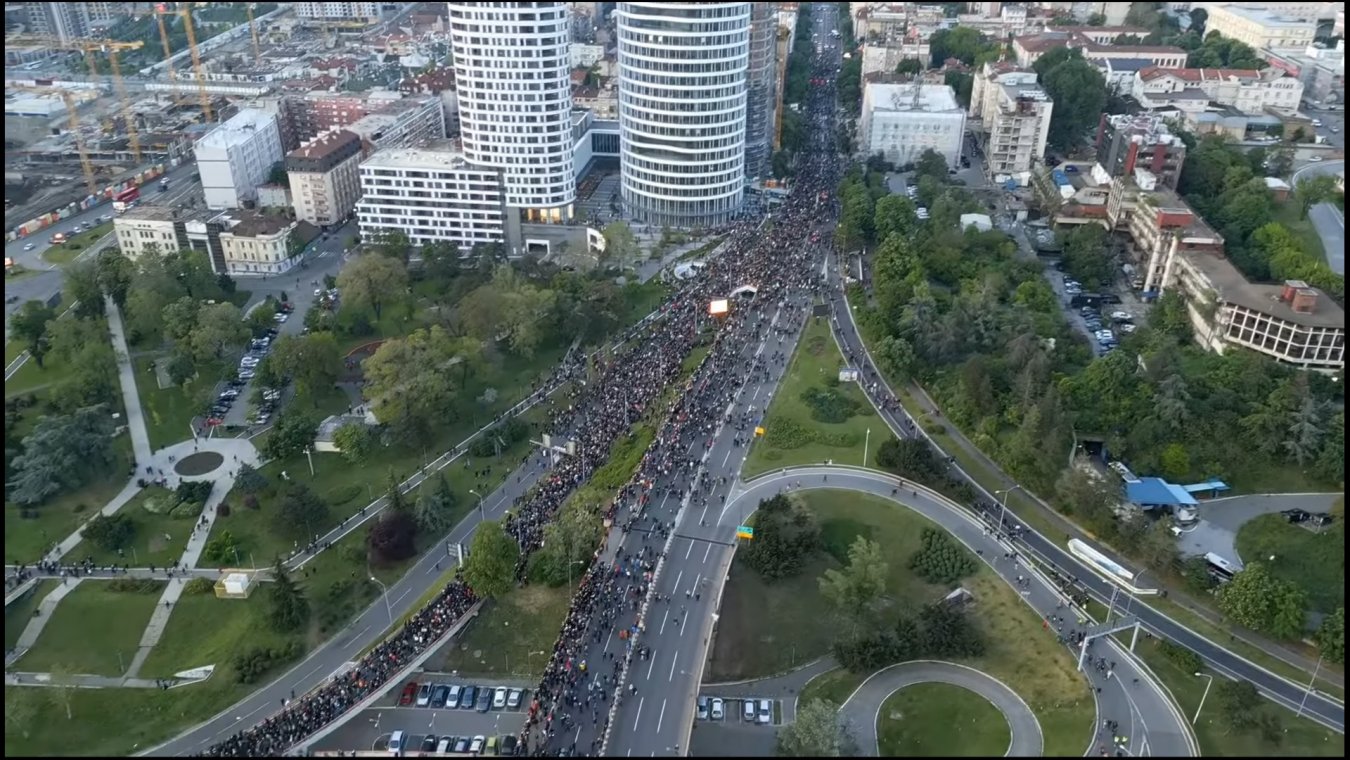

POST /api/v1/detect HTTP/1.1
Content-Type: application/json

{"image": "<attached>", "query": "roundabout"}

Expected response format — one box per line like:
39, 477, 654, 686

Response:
841, 661, 1039, 757
173, 451, 224, 476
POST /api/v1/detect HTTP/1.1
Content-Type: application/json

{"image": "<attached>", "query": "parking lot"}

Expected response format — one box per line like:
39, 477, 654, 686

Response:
688, 694, 781, 758
1040, 259, 1150, 356
695, 694, 780, 726
311, 675, 534, 756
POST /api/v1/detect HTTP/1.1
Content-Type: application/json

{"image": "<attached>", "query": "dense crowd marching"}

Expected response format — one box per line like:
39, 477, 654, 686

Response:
200, 11, 845, 758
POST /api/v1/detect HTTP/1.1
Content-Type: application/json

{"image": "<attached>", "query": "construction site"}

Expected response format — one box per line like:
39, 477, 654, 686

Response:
5, 1, 448, 233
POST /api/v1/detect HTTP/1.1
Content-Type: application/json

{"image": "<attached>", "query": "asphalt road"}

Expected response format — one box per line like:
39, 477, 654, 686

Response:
841, 661, 1042, 757
1291, 158, 1345, 276
824, 244, 1347, 733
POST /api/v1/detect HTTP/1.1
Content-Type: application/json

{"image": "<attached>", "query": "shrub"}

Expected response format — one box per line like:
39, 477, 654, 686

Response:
327, 484, 363, 507
142, 495, 174, 514
1158, 640, 1202, 673
170, 499, 205, 519
799, 386, 863, 424
184, 577, 214, 595
203, 530, 242, 565
216, 503, 231, 518
176, 480, 213, 505
82, 513, 136, 552
763, 416, 813, 449
908, 528, 977, 584
243, 493, 260, 510
232, 640, 303, 684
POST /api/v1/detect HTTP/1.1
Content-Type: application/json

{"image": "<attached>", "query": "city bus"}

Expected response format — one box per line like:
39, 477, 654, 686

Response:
1204, 552, 1241, 584
112, 186, 141, 214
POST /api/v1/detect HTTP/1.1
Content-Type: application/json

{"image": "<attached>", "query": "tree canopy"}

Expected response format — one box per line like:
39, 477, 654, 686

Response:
462, 519, 518, 598
1033, 48, 1108, 151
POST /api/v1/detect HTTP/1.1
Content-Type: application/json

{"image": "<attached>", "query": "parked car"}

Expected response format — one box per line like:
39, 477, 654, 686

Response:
1119, 323, 1137, 334
430, 684, 450, 708
446, 684, 463, 709
493, 686, 509, 709
501, 736, 518, 755
758, 699, 772, 724
697, 696, 710, 720
1110, 311, 1131, 321
743, 699, 756, 721
436, 737, 453, 754
710, 698, 725, 720
421, 735, 438, 753
470, 736, 485, 754
415, 683, 432, 708
477, 690, 492, 712
460, 685, 478, 710
507, 688, 523, 709
1282, 508, 1311, 524
400, 682, 418, 706
454, 737, 470, 753
23, 242, 35, 251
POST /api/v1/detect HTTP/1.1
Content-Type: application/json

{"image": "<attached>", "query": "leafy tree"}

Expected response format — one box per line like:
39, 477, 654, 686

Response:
601, 221, 639, 267
367, 509, 418, 565
9, 404, 117, 505
95, 249, 135, 306
875, 438, 945, 484
908, 528, 977, 584
1283, 397, 1328, 467
1295, 175, 1340, 219
742, 494, 821, 580
274, 482, 329, 539
1053, 468, 1123, 537
1315, 607, 1344, 664
895, 58, 922, 76
532, 501, 602, 587
363, 325, 482, 443
11, 300, 56, 367
1059, 224, 1112, 287
874, 195, 918, 244
234, 463, 268, 495
336, 254, 408, 320
188, 302, 248, 364
918, 601, 985, 658
455, 265, 557, 357
203, 529, 243, 565
268, 332, 341, 404
914, 148, 949, 181
63, 259, 104, 318
819, 537, 889, 635
265, 561, 309, 633
777, 699, 849, 757
81, 513, 136, 552
1188, 31, 1264, 69
462, 519, 518, 598
384, 471, 411, 514
1033, 48, 1107, 151
927, 26, 1001, 68
833, 629, 903, 673
370, 229, 411, 262
332, 422, 375, 464
1215, 679, 1262, 732
415, 474, 458, 537
875, 334, 916, 381
1217, 562, 1308, 640
261, 409, 318, 461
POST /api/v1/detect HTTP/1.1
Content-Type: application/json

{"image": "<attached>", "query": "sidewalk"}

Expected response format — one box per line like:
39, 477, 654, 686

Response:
5, 671, 205, 689
6, 578, 82, 667
126, 577, 185, 678
105, 296, 152, 470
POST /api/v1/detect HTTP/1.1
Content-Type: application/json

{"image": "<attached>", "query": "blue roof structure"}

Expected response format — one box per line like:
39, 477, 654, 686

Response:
1182, 479, 1230, 494
1126, 477, 1199, 507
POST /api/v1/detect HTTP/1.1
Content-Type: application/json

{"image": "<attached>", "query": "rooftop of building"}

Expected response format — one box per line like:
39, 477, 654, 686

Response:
194, 108, 276, 151
1103, 113, 1185, 144
865, 82, 962, 112
1139, 66, 1264, 82
999, 81, 1051, 103
1186, 255, 1345, 329
362, 139, 483, 171
1016, 30, 1187, 56
1100, 58, 1158, 72
288, 129, 361, 161
119, 205, 181, 223
1212, 5, 1319, 26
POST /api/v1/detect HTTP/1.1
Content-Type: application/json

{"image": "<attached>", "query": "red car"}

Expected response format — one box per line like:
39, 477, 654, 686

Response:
399, 681, 418, 706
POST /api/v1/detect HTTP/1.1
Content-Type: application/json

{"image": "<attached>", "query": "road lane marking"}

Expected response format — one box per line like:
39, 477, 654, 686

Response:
632, 696, 644, 731
685, 539, 694, 559
668, 652, 679, 682
704, 543, 712, 562
659, 609, 669, 635
646, 652, 657, 680
671, 569, 683, 597
656, 698, 667, 733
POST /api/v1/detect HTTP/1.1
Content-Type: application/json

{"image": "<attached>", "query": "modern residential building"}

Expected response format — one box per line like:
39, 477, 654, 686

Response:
286, 129, 363, 228
616, 2, 751, 228
356, 140, 515, 254
745, 1, 779, 182
1192, 2, 1339, 22
293, 2, 384, 24
448, 1, 576, 223
985, 82, 1053, 176
1132, 66, 1304, 113
344, 96, 447, 155
194, 108, 285, 210
860, 83, 966, 168
1094, 113, 1187, 190
969, 61, 1037, 122
1202, 4, 1318, 51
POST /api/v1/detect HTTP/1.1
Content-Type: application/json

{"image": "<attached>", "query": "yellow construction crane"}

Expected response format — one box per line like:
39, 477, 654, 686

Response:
247, 3, 262, 65
9, 84, 98, 194
156, 7, 183, 106
5, 36, 145, 162
157, 2, 213, 122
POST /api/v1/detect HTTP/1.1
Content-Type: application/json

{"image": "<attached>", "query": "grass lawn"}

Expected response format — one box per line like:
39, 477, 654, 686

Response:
65, 486, 191, 569
132, 354, 217, 451
1273, 199, 1328, 266
5, 340, 28, 365
709, 489, 1093, 755
4, 264, 41, 283
1127, 636, 1345, 757
16, 581, 164, 676
4, 346, 74, 399
5, 436, 134, 563
5, 579, 57, 651
877, 682, 1011, 757
743, 316, 893, 477
41, 222, 113, 266
137, 590, 296, 679
1236, 514, 1344, 614
441, 583, 574, 679
798, 667, 866, 708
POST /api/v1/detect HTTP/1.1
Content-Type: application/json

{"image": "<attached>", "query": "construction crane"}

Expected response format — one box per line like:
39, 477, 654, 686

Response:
5, 36, 145, 162
156, 7, 183, 106
9, 84, 98, 195
247, 3, 262, 65
157, 2, 213, 122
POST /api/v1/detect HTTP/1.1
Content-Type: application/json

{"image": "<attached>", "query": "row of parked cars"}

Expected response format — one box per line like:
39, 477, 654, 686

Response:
903, 185, 931, 221
388, 731, 518, 757
400, 681, 525, 712
1081, 306, 1136, 352
696, 696, 773, 724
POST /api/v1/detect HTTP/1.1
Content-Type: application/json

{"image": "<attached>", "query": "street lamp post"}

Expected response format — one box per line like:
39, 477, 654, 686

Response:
1192, 672, 1214, 725
1297, 655, 1324, 719
469, 489, 486, 522
369, 575, 392, 626
862, 428, 870, 467
994, 485, 1022, 531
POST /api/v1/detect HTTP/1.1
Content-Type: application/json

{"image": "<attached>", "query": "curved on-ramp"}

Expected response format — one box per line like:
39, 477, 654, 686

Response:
839, 660, 1043, 757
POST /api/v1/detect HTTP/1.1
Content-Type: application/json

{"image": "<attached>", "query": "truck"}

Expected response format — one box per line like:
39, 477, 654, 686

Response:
112, 186, 140, 214
159, 177, 169, 191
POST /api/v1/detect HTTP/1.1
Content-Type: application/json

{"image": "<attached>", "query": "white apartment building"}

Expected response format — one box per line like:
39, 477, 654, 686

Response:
1193, 2, 1339, 23
570, 43, 605, 68
286, 129, 363, 228
1202, 5, 1318, 51
745, 1, 779, 182
115, 206, 181, 259
986, 83, 1053, 175
218, 213, 309, 277
293, 2, 383, 23
448, 2, 576, 223
861, 42, 931, 78
861, 83, 966, 168
356, 140, 514, 254
194, 108, 284, 210
115, 205, 309, 276
345, 96, 447, 155
1133, 66, 1304, 113
969, 61, 1038, 122
616, 2, 751, 228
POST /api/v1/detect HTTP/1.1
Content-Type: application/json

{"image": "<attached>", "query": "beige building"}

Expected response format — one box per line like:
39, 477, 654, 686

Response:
1014, 30, 1188, 68
1203, 5, 1318, 51
218, 212, 312, 277
287, 129, 363, 228
861, 41, 931, 77
985, 81, 1053, 175
115, 206, 315, 276
969, 61, 1038, 121
1132, 66, 1304, 113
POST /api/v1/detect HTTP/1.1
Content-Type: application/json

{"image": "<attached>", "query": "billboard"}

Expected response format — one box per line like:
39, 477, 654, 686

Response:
709, 299, 730, 315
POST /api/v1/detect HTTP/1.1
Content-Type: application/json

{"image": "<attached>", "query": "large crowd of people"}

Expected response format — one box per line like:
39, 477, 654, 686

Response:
201, 12, 845, 758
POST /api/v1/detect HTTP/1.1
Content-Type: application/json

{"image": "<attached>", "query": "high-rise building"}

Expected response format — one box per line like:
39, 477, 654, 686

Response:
287, 129, 364, 228
616, 2, 751, 228
745, 2, 778, 182
194, 108, 285, 210
24, 2, 89, 43
985, 82, 1053, 176
860, 83, 966, 169
294, 2, 384, 23
448, 2, 576, 223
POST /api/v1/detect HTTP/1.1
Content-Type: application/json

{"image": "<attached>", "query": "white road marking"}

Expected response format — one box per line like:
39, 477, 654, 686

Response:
668, 652, 679, 682
670, 569, 683, 597
656, 698, 667, 733
646, 652, 657, 680
685, 539, 694, 559
632, 696, 644, 731
704, 543, 712, 562
659, 608, 669, 635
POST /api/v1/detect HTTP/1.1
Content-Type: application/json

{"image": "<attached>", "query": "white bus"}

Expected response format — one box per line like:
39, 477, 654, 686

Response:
1204, 552, 1241, 583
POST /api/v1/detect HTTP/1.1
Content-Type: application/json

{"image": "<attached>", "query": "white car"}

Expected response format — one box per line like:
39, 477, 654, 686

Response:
710, 698, 725, 720
469, 736, 485, 754
1109, 311, 1131, 321
1119, 323, 1137, 333
493, 686, 508, 709
23, 243, 35, 251
758, 699, 772, 724
1308, 155, 1324, 162
274, 313, 290, 322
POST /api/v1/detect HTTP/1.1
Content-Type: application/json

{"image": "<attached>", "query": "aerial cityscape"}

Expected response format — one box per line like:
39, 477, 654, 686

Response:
1, 1, 1346, 757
